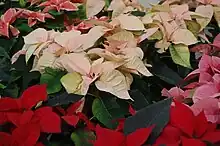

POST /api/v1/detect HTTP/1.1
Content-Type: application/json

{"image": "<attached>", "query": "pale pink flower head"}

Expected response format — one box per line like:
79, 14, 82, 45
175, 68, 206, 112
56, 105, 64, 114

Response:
0, 8, 22, 37
162, 87, 189, 102
39, 0, 78, 12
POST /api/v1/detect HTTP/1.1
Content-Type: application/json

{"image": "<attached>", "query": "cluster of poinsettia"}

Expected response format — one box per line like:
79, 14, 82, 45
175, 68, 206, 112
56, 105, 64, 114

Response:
1, 84, 220, 146
0, 84, 93, 146
7, 0, 220, 100
0, 8, 55, 37
154, 101, 220, 146
11, 22, 153, 101
162, 51, 220, 124
91, 100, 220, 146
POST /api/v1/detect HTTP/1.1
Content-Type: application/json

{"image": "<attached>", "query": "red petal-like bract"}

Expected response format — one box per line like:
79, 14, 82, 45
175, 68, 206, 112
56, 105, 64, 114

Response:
115, 118, 126, 132
0, 97, 20, 111
34, 107, 61, 133
66, 100, 83, 115
12, 123, 40, 146
0, 112, 8, 124
128, 105, 136, 116
201, 131, 220, 143
154, 125, 182, 145
170, 101, 195, 137
76, 112, 95, 130
20, 84, 47, 110
35, 142, 45, 146
181, 137, 206, 146
62, 115, 79, 127
20, 110, 34, 125
126, 126, 154, 146
94, 125, 125, 146
0, 132, 12, 145
194, 112, 208, 137
7, 112, 23, 126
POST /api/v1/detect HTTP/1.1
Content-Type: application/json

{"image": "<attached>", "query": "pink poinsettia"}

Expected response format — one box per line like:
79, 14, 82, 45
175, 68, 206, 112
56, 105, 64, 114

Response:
17, 9, 54, 27
64, 15, 108, 32
161, 87, 190, 102
39, 0, 78, 12
190, 33, 220, 55
0, 8, 22, 37
185, 54, 220, 82
27, 0, 42, 5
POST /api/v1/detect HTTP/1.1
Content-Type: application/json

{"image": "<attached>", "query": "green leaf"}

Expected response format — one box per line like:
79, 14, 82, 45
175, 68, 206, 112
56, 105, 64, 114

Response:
48, 10, 64, 16
104, 0, 110, 8
16, 23, 33, 33
40, 68, 66, 94
151, 59, 183, 85
71, 130, 96, 146
131, 11, 146, 17
169, 44, 192, 69
0, 83, 6, 89
22, 71, 40, 90
92, 96, 128, 129
3, 84, 19, 98
0, 37, 16, 52
19, 0, 26, 7
124, 98, 172, 144
129, 89, 150, 110
47, 92, 83, 106
0, 46, 10, 59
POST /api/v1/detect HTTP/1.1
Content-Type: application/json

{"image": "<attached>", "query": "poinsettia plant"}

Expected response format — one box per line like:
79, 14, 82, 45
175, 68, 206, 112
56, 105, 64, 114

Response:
0, 0, 220, 145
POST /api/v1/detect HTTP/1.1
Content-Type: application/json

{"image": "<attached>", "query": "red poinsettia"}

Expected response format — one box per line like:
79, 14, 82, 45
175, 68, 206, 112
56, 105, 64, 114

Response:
0, 85, 61, 146
94, 124, 154, 146
17, 9, 54, 27
55, 99, 95, 130
155, 101, 220, 146
39, 0, 78, 12
0, 8, 22, 37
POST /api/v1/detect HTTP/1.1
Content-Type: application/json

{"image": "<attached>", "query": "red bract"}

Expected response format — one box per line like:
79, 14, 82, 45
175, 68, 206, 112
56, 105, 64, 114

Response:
20, 84, 48, 110
155, 101, 220, 146
17, 9, 54, 27
0, 124, 44, 146
0, 8, 22, 37
0, 85, 61, 146
94, 125, 154, 146
0, 84, 48, 124
56, 100, 95, 130
56, 100, 83, 127
39, 0, 78, 12
128, 105, 136, 116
